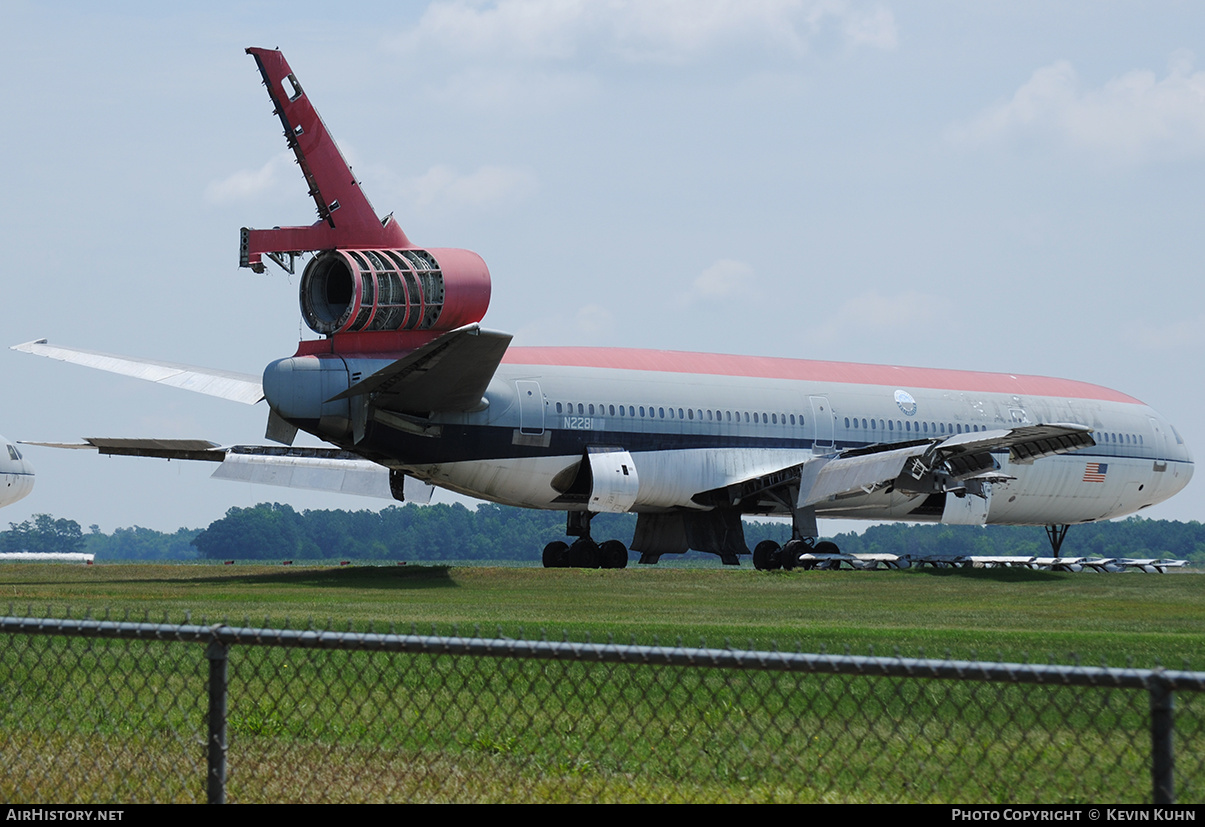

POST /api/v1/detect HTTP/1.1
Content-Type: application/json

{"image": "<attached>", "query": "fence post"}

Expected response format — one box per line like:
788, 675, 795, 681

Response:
1149, 670, 1174, 805
205, 636, 230, 804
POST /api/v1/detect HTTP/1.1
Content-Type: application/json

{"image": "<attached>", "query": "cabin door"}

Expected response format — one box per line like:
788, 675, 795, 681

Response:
809, 395, 835, 454
516, 380, 544, 435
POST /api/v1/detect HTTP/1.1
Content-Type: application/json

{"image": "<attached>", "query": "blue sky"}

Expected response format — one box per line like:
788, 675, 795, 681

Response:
3, 1, 1203, 534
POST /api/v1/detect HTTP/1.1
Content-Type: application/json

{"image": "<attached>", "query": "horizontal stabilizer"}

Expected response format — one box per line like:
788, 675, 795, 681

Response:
329, 324, 513, 416
21, 440, 433, 503
213, 452, 433, 503
11, 340, 263, 405
22, 438, 225, 461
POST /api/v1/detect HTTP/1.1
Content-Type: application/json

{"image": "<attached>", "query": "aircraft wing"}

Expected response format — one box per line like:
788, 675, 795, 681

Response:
693, 423, 1095, 510
11, 340, 264, 405
20, 439, 433, 503
329, 324, 513, 416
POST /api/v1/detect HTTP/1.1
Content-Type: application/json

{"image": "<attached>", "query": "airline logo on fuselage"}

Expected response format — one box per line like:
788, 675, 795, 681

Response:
894, 389, 918, 417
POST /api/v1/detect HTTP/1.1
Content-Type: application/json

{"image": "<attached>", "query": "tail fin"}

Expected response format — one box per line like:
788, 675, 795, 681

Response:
240, 48, 409, 271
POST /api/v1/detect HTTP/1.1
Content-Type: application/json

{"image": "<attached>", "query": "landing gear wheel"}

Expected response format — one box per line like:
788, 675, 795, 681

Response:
753, 540, 782, 571
567, 538, 600, 568
813, 540, 839, 554
542, 541, 569, 568
599, 540, 628, 569
780, 539, 807, 571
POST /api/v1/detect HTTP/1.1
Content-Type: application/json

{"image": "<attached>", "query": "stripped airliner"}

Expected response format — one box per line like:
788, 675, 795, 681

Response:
13, 48, 1194, 569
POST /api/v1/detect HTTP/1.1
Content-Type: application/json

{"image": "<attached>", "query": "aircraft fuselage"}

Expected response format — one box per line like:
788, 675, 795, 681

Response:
264, 346, 1193, 529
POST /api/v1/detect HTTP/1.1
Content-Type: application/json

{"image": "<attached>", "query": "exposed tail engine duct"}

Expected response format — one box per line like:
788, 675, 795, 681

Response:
300, 247, 490, 337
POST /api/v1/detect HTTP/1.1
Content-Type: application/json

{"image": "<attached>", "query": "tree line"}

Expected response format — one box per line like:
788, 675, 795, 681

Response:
2, 504, 1203, 563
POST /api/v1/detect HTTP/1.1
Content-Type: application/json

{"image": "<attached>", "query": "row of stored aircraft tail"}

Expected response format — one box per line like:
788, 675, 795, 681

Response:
11, 48, 1194, 568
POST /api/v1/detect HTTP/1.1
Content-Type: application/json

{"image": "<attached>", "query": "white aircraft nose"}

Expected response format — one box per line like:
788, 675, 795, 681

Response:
0, 435, 34, 508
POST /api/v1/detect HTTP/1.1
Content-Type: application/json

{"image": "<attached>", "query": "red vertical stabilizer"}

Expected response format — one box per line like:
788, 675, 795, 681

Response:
240, 47, 410, 272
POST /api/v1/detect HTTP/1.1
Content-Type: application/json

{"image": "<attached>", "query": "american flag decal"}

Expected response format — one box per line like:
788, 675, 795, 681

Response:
1083, 462, 1108, 483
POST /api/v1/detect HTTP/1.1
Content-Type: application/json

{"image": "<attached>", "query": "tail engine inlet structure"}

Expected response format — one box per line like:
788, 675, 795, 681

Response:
239, 47, 491, 347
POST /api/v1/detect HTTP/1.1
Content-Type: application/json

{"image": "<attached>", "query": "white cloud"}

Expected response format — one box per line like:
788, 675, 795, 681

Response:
950, 52, 1205, 162
511, 302, 617, 345
392, 0, 896, 65
419, 67, 596, 113
800, 291, 953, 349
574, 303, 615, 336
203, 153, 292, 205
681, 259, 760, 305
838, 4, 897, 50
406, 164, 538, 210
1126, 313, 1205, 353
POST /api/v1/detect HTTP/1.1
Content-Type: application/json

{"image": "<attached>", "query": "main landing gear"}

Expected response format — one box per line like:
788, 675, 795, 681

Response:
751, 504, 838, 571
542, 512, 629, 569
752, 538, 841, 571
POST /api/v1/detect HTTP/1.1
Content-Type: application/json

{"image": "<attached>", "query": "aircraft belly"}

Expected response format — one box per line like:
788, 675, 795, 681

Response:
628, 448, 812, 509
415, 448, 812, 511
0, 473, 34, 508
813, 492, 929, 520
418, 455, 580, 509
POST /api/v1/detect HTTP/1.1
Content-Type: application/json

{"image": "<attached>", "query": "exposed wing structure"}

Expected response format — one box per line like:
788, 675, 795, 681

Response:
797, 443, 933, 507
329, 324, 513, 416
693, 423, 1096, 511
21, 439, 433, 503
11, 340, 264, 405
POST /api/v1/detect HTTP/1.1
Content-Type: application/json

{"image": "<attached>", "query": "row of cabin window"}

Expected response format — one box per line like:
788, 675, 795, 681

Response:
551, 403, 1144, 447
554, 402, 803, 426
844, 417, 985, 435
843, 417, 1145, 448
1101, 432, 1143, 446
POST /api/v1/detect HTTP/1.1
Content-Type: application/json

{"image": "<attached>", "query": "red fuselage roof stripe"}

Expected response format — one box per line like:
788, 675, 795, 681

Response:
500, 347, 1142, 404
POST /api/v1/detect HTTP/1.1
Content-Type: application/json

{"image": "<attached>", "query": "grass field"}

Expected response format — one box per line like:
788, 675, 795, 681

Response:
2, 561, 1202, 666
2, 562, 1204, 803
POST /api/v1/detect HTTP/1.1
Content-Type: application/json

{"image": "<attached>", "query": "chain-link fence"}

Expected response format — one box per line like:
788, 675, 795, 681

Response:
2, 611, 1202, 803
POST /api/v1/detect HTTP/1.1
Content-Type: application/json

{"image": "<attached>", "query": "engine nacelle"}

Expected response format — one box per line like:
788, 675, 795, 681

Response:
300, 247, 490, 336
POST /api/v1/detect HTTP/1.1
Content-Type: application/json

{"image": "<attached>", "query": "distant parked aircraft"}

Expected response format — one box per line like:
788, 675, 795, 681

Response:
0, 435, 34, 508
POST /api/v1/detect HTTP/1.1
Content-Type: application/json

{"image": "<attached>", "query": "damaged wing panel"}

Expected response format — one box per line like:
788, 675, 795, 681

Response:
798, 444, 931, 508
689, 422, 1095, 513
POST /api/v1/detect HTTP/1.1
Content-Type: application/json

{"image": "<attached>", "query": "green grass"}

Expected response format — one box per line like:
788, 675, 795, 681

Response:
3, 631, 1195, 803
2, 562, 1202, 666
1, 563, 1203, 803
